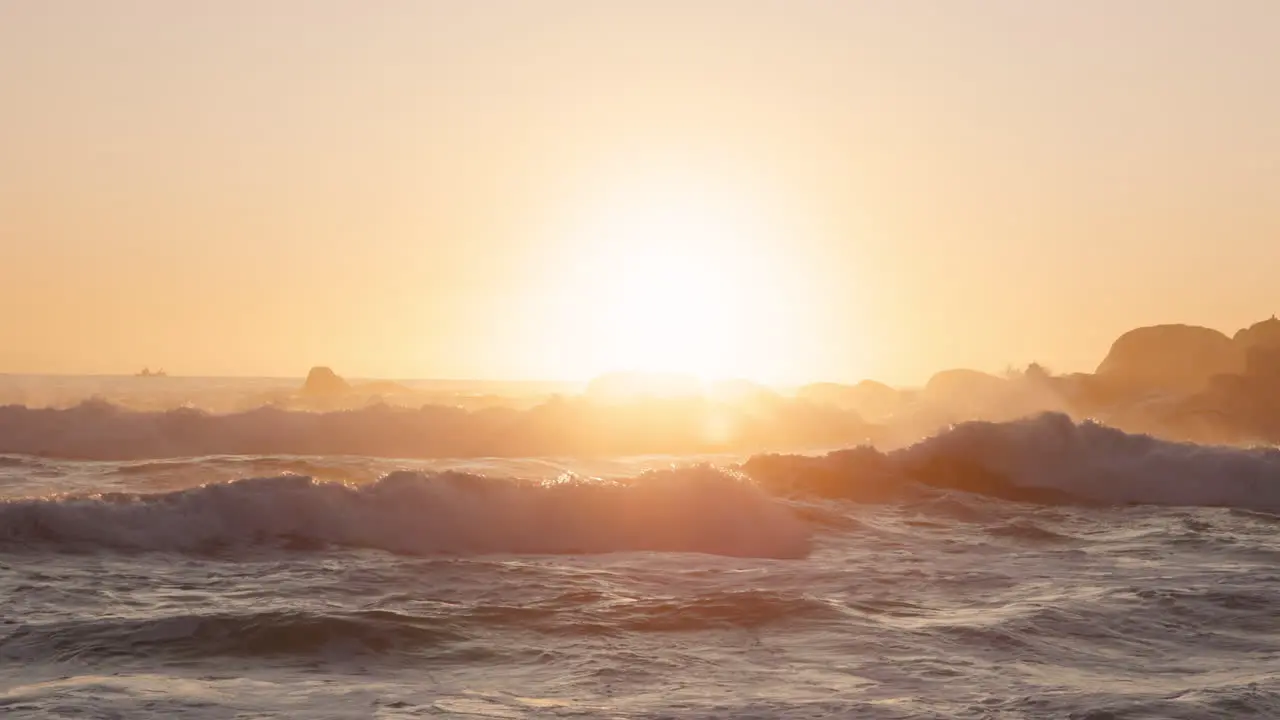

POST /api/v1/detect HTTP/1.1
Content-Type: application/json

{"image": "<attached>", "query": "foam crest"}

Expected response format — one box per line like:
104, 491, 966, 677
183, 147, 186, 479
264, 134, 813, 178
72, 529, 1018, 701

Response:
896, 412, 1280, 509
745, 413, 1280, 511
0, 467, 811, 558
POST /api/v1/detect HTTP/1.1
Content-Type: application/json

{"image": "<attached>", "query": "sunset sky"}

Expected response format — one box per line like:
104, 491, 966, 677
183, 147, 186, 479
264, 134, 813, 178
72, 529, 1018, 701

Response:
3, 1, 1279, 385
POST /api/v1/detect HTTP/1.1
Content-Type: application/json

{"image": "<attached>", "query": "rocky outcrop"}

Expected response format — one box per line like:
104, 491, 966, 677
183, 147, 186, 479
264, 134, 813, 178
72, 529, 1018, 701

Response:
1245, 343, 1280, 380
1094, 325, 1242, 396
301, 366, 350, 396
1102, 317, 1280, 443
922, 369, 1005, 404
1232, 316, 1280, 352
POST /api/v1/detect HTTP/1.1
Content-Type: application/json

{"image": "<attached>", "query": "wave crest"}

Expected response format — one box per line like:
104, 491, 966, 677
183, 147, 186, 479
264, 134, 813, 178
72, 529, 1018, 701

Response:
0, 467, 811, 558
5, 414, 1280, 560
748, 413, 1280, 511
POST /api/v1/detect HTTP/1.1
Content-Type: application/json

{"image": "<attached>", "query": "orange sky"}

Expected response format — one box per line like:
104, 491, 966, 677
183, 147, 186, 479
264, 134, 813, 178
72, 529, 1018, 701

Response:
3, 1, 1279, 384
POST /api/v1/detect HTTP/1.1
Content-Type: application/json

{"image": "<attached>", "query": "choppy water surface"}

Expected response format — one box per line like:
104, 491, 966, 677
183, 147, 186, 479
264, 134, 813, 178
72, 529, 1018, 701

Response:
3, 417, 1280, 718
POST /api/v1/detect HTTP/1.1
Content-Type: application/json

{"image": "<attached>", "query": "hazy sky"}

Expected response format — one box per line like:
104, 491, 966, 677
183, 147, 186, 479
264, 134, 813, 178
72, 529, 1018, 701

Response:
3, 1, 1279, 384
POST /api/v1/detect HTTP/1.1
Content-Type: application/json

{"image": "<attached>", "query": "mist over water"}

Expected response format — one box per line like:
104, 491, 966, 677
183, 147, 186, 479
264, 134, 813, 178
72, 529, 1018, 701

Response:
0, 363, 1264, 465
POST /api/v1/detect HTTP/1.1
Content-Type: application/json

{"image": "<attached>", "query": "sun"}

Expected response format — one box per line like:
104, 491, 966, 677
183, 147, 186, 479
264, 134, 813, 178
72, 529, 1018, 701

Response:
593, 222, 739, 377
543, 176, 800, 382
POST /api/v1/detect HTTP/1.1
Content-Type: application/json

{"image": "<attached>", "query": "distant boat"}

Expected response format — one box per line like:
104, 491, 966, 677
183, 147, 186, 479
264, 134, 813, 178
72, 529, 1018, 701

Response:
136, 367, 168, 377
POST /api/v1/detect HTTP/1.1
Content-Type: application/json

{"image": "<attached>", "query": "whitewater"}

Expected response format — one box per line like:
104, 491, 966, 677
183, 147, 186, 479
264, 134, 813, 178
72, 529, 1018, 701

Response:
3, 413, 1279, 718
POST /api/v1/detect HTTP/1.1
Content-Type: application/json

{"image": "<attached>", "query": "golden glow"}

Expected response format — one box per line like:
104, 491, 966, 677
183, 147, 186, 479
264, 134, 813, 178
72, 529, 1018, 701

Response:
545, 175, 799, 381
9, 3, 1274, 383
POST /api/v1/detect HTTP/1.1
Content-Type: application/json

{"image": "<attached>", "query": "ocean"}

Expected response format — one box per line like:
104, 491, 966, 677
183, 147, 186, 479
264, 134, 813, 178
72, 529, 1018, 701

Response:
2, 387, 1279, 718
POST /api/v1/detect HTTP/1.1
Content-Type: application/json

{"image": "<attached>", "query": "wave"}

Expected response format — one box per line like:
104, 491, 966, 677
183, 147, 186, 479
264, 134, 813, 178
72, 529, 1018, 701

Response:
746, 412, 1280, 511
0, 467, 811, 558
0, 590, 842, 663
0, 455, 44, 469
4, 414, 1280, 559
0, 609, 466, 662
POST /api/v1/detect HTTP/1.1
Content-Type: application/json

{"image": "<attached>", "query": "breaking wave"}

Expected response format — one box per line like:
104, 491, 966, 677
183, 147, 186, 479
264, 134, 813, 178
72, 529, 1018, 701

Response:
3, 414, 1280, 558
748, 412, 1280, 511
0, 467, 811, 558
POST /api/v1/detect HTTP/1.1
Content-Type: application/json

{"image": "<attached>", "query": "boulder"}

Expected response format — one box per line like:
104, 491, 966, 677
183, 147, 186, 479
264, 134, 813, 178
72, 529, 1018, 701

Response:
922, 369, 1005, 404
301, 366, 350, 396
1245, 343, 1280, 381
1234, 316, 1280, 352
1094, 324, 1242, 395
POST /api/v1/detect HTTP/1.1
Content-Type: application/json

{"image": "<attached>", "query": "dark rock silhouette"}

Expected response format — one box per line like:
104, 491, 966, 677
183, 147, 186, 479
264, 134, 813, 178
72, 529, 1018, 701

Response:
360, 380, 414, 396
1232, 315, 1280, 351
301, 366, 350, 396
921, 369, 1006, 413
1245, 342, 1280, 379
15, 315, 1280, 457
1081, 316, 1280, 443
1167, 326, 1280, 442
1094, 324, 1242, 396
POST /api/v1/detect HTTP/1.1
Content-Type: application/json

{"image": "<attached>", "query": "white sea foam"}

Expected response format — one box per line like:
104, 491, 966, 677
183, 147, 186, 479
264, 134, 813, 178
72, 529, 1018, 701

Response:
894, 412, 1280, 510
746, 413, 1280, 511
5, 413, 1280, 562
0, 467, 811, 558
